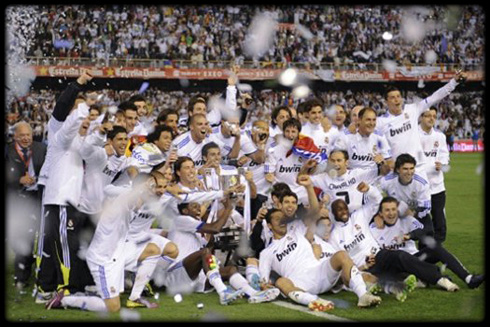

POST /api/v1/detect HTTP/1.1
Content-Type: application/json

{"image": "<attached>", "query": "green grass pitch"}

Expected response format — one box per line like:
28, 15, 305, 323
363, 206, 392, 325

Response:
5, 152, 484, 322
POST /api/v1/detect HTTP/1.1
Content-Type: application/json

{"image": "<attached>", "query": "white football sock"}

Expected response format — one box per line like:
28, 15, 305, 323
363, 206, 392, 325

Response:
348, 266, 368, 298
62, 295, 107, 312
288, 291, 318, 306
206, 268, 227, 294
246, 264, 260, 284
129, 255, 159, 301
229, 273, 257, 297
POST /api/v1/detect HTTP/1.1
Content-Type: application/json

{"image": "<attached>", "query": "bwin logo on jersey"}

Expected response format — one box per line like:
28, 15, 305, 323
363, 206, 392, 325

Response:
424, 150, 437, 158
352, 153, 374, 161
278, 165, 301, 173
276, 242, 297, 262
390, 122, 412, 137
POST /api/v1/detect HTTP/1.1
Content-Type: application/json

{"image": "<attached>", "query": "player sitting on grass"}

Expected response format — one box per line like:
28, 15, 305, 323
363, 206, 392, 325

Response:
160, 195, 280, 305
371, 196, 485, 290
328, 182, 460, 293
256, 208, 382, 311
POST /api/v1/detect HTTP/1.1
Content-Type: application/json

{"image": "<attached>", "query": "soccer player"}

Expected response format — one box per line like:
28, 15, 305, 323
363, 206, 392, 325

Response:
376, 71, 467, 178
371, 197, 484, 289
210, 116, 259, 163
237, 120, 272, 197
38, 99, 95, 299
269, 106, 292, 138
300, 99, 341, 157
328, 182, 459, 292
419, 107, 450, 243
35, 71, 95, 301
171, 114, 225, 168
78, 125, 131, 216
45, 173, 177, 312
331, 104, 348, 133
130, 125, 175, 173
156, 109, 180, 136
265, 118, 323, 205
162, 199, 280, 305
334, 107, 393, 171
301, 149, 386, 212
258, 208, 381, 310
379, 154, 434, 240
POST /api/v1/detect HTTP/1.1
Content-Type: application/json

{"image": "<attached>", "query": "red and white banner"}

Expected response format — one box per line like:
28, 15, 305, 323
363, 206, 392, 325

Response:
452, 140, 484, 152
33, 66, 484, 82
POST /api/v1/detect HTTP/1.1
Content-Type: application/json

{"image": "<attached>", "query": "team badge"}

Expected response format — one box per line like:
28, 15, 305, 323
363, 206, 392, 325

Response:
68, 219, 74, 228
411, 191, 417, 198
404, 113, 409, 119
324, 137, 329, 144
373, 144, 377, 153
434, 141, 439, 147
354, 224, 361, 231
298, 156, 303, 163
110, 287, 116, 294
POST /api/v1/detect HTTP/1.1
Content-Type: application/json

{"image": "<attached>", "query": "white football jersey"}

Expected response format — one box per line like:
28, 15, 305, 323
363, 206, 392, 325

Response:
418, 126, 449, 194
335, 130, 392, 170
310, 168, 379, 212
86, 189, 139, 265
377, 79, 458, 173
167, 215, 208, 261
171, 131, 226, 168
258, 227, 320, 284
379, 172, 432, 218
369, 216, 424, 255
328, 187, 383, 267
314, 235, 337, 262
265, 140, 308, 205
301, 122, 341, 157
210, 126, 257, 159
238, 136, 274, 196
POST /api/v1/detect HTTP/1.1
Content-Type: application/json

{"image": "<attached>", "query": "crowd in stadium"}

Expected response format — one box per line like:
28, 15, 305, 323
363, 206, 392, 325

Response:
28, 5, 484, 67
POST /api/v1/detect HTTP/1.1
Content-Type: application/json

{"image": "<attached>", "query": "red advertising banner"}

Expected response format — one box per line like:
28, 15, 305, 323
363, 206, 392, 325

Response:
452, 140, 484, 152
33, 66, 484, 82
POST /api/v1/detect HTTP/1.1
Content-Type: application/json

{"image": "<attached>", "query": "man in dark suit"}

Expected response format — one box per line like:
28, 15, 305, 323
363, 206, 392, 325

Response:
6, 121, 47, 293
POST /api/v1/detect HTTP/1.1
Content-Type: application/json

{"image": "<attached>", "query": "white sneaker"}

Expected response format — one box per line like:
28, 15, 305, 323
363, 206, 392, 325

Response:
437, 277, 459, 292
357, 293, 382, 308
248, 288, 280, 303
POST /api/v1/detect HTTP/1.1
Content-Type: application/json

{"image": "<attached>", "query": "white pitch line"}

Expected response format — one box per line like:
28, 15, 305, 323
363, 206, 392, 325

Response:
272, 300, 354, 322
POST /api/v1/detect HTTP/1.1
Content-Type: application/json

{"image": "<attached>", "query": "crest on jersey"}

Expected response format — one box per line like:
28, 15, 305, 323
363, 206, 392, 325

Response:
354, 224, 361, 231
68, 219, 74, 228
373, 144, 377, 153
110, 287, 116, 294
324, 137, 329, 144
404, 113, 409, 119
434, 141, 439, 147
411, 191, 417, 198
298, 156, 303, 163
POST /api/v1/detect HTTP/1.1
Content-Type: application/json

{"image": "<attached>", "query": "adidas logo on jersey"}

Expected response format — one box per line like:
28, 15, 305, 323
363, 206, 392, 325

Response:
276, 242, 297, 262
390, 122, 412, 137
